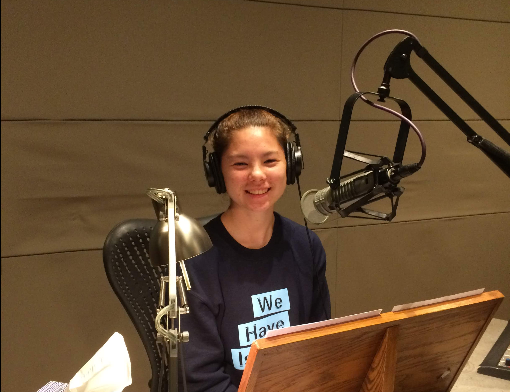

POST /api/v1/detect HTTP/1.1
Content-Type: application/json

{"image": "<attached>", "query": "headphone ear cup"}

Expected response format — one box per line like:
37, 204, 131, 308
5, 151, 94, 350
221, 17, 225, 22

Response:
204, 159, 216, 188
285, 142, 296, 185
209, 152, 226, 194
294, 144, 303, 179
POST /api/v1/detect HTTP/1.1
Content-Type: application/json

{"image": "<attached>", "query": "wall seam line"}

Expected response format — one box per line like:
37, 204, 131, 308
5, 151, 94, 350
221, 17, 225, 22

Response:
2, 211, 508, 259
243, 1, 510, 24
312, 210, 510, 232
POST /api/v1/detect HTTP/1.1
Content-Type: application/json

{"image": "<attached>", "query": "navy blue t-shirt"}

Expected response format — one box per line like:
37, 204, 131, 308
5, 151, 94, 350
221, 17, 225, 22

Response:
180, 213, 330, 392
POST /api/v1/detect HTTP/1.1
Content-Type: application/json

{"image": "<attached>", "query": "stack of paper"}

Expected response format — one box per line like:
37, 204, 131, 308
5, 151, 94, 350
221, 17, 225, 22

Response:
36, 332, 132, 392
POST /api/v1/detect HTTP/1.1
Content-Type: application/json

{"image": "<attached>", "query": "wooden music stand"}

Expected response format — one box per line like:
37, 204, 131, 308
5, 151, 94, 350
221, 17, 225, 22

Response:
238, 290, 504, 392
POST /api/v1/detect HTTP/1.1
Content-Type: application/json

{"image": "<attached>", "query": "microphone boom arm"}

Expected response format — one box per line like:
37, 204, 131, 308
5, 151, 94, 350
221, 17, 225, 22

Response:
303, 32, 509, 224
379, 36, 510, 178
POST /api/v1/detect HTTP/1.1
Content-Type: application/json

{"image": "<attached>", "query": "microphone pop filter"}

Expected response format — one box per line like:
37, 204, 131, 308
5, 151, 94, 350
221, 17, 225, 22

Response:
300, 189, 329, 224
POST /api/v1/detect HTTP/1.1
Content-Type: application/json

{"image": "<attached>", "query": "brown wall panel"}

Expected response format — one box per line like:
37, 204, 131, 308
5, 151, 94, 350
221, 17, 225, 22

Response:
1, 221, 508, 392
340, 10, 510, 121
0, 121, 229, 257
1, 250, 151, 392
334, 212, 510, 320
3, 119, 509, 257
1, 0, 343, 121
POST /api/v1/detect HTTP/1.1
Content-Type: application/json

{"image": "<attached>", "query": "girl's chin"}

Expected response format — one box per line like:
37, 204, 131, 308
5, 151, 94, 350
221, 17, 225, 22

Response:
230, 200, 274, 213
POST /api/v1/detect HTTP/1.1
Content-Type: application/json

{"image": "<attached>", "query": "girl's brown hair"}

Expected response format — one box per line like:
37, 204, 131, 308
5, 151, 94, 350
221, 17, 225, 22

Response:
212, 108, 291, 160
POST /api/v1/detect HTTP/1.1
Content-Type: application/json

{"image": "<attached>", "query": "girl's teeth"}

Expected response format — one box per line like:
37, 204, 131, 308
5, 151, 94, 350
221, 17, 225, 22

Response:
248, 189, 268, 195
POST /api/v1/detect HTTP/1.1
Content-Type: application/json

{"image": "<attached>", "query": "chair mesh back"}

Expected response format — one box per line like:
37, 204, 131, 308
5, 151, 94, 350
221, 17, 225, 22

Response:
103, 219, 168, 392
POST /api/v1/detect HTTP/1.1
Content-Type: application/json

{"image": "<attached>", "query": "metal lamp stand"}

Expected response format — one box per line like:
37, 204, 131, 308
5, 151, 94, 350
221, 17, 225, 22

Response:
148, 189, 191, 392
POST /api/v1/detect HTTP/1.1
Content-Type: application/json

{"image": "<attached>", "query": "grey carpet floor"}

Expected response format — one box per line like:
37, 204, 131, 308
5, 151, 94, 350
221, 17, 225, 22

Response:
451, 318, 510, 392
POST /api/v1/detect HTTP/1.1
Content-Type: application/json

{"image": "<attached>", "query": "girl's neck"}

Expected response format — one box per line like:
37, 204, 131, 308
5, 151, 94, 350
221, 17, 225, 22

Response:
221, 207, 275, 249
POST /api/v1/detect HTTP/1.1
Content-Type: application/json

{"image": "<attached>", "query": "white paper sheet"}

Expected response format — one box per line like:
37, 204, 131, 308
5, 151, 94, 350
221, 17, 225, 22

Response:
391, 288, 485, 312
37, 381, 69, 392
265, 309, 382, 339
68, 332, 132, 392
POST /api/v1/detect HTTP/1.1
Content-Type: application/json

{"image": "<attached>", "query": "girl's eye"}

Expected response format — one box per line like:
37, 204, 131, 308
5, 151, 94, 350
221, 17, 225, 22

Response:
265, 159, 277, 164
233, 162, 247, 166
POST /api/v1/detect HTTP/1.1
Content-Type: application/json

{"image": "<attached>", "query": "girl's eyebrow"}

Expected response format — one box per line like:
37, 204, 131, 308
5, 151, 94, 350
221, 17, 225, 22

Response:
226, 151, 279, 160
225, 154, 248, 160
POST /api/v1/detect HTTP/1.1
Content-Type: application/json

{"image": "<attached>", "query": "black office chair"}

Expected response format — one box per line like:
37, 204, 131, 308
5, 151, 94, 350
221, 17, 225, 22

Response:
103, 218, 167, 392
103, 214, 218, 392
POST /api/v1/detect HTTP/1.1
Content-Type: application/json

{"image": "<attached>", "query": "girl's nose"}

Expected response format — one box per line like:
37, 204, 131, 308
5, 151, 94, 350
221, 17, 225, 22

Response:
249, 163, 266, 181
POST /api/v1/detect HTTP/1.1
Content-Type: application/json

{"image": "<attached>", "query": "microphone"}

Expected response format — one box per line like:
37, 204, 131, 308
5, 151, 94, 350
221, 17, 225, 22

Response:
301, 162, 420, 224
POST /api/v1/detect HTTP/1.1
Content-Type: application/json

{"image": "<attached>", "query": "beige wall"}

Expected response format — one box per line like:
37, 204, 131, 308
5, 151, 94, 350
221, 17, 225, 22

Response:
2, 1, 509, 391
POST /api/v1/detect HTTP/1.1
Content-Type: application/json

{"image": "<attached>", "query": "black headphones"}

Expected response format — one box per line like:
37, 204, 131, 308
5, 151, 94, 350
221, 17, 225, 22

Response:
202, 105, 303, 194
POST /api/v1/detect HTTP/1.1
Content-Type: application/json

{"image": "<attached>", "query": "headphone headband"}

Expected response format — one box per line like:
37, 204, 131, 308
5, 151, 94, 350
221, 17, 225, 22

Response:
203, 105, 297, 144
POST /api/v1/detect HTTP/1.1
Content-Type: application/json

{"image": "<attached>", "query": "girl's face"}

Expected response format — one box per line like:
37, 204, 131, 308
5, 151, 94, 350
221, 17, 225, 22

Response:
220, 126, 287, 214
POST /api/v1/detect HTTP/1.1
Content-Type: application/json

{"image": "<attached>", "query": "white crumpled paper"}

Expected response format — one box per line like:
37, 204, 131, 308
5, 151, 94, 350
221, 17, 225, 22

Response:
67, 332, 132, 392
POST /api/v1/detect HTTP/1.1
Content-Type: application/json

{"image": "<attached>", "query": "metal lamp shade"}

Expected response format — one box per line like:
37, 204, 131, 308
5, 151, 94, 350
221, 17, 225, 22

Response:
149, 213, 213, 267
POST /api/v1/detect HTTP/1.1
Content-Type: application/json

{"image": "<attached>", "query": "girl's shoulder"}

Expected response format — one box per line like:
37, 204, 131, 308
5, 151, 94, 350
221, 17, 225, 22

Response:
278, 212, 314, 235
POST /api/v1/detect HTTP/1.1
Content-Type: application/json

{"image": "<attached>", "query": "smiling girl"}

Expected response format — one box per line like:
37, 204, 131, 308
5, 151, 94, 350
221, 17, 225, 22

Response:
180, 107, 331, 391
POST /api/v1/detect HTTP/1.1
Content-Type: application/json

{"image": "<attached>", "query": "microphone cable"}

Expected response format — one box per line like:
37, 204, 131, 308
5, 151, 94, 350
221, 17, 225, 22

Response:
296, 174, 331, 320
350, 29, 427, 168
